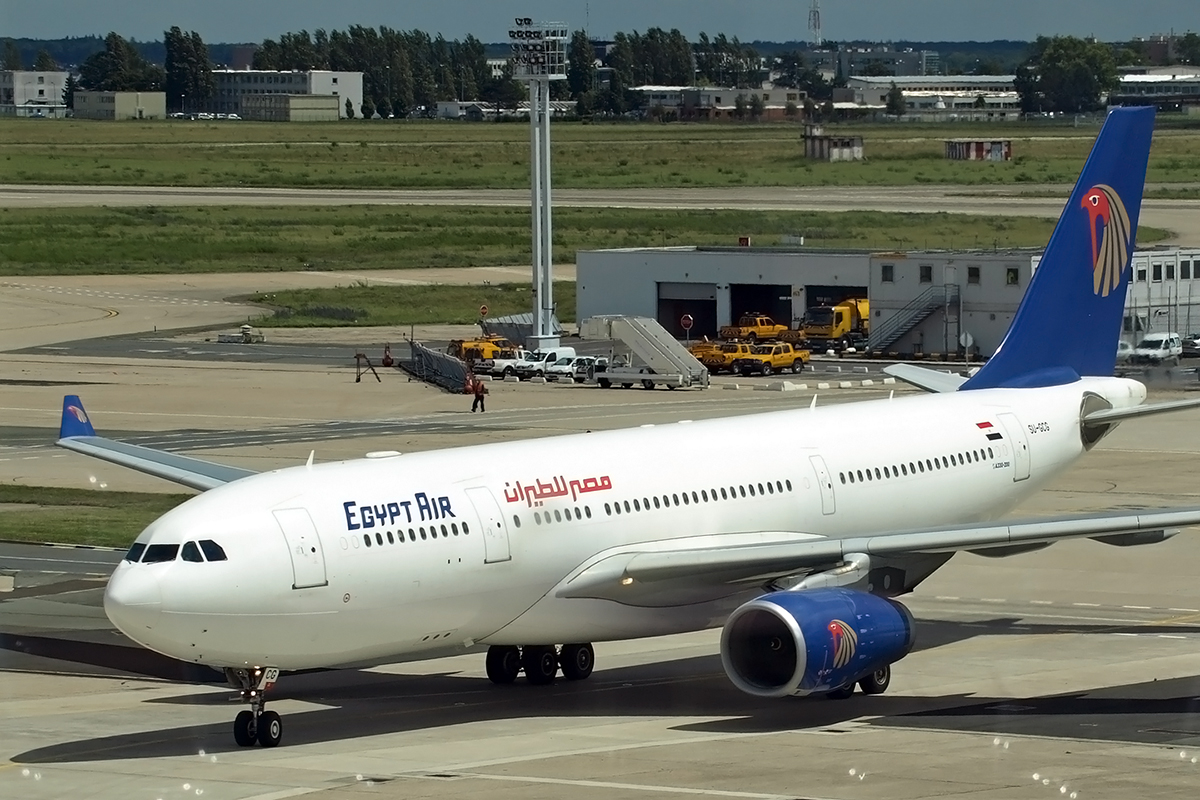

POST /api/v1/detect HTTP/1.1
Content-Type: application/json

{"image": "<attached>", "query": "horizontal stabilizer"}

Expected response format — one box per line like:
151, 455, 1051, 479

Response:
1082, 397, 1200, 425
883, 364, 967, 393
57, 436, 255, 491
54, 395, 255, 491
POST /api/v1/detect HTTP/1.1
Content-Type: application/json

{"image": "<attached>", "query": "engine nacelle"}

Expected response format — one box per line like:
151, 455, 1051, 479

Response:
720, 588, 915, 698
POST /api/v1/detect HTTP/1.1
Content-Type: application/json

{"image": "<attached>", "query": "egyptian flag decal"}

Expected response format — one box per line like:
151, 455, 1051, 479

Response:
977, 421, 1004, 441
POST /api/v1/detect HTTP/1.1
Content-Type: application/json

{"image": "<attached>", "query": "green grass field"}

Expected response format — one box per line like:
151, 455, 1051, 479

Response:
0, 485, 192, 548
250, 281, 577, 326
3, 204, 1159, 276
3, 118, 1199, 189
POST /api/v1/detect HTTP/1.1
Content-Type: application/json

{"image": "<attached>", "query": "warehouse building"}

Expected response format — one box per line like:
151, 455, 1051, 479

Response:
206, 70, 363, 119
74, 91, 167, 120
240, 94, 341, 122
0, 70, 69, 117
577, 245, 1200, 357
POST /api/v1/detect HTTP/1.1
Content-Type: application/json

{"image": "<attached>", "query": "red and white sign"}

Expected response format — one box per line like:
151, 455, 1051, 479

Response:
480, 304, 489, 317
680, 314, 694, 331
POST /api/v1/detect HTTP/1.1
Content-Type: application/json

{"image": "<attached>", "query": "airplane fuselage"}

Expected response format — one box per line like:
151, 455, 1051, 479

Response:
104, 376, 1146, 671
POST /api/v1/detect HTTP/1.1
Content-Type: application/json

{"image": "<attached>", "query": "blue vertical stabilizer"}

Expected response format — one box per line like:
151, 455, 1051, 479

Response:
961, 106, 1155, 390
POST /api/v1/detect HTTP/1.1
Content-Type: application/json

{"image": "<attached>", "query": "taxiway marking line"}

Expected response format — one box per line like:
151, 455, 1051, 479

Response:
444, 772, 814, 800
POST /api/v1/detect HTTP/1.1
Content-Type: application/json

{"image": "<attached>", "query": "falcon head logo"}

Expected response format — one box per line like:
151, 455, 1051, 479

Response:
828, 619, 858, 669
1081, 184, 1131, 298
67, 406, 88, 424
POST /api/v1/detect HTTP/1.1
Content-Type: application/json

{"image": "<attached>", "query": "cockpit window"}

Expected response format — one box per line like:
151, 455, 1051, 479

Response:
199, 539, 227, 562
125, 542, 146, 562
141, 543, 180, 563
181, 541, 203, 562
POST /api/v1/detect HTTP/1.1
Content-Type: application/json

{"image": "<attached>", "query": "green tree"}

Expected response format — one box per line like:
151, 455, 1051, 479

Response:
344, 97, 354, 118
3, 40, 22, 70
748, 93, 765, 119
734, 93, 747, 119
886, 81, 906, 115
567, 29, 595, 99
33, 49, 57, 71
361, 96, 376, 118
1178, 33, 1200, 65
164, 27, 214, 111
62, 74, 79, 109
803, 96, 816, 118
1016, 35, 1117, 113
79, 32, 164, 92
862, 60, 894, 77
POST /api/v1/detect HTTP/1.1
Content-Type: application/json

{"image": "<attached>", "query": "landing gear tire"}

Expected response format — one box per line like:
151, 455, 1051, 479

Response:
826, 683, 856, 700
522, 645, 559, 685
233, 710, 256, 747
858, 665, 891, 695
560, 643, 595, 681
486, 645, 522, 684
257, 710, 283, 748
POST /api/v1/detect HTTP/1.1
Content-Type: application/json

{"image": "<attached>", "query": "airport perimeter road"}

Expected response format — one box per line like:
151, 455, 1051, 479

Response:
3, 184, 1199, 242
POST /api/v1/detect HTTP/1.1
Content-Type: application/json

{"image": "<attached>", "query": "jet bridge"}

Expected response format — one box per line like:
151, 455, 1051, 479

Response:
580, 315, 710, 389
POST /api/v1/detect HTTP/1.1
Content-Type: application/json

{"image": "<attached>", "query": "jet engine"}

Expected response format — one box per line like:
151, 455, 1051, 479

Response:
720, 588, 914, 698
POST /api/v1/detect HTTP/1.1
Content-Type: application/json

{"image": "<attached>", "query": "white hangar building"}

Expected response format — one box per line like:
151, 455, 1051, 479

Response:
577, 245, 1200, 357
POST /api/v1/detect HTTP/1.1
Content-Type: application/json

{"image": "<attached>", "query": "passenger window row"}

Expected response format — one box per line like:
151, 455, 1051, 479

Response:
839, 447, 995, 486
363, 521, 470, 548
125, 539, 227, 563
603, 480, 793, 517
518, 505, 593, 528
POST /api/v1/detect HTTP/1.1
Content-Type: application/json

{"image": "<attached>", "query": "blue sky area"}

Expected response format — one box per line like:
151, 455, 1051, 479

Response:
2, 0, 1195, 43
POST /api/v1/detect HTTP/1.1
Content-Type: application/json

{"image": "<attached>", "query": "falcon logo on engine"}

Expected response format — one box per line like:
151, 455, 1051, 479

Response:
829, 619, 858, 669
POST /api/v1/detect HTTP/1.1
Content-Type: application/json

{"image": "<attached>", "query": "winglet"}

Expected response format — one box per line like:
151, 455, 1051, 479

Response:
59, 395, 96, 439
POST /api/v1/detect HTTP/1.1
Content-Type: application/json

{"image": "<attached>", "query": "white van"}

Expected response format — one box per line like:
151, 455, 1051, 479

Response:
513, 347, 578, 380
1131, 332, 1182, 366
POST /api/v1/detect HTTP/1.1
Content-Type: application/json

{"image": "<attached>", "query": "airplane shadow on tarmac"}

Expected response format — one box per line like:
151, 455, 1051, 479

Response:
12, 616, 1200, 764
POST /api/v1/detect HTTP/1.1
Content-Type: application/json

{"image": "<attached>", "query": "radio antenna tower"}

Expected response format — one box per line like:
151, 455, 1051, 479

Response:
808, 0, 822, 47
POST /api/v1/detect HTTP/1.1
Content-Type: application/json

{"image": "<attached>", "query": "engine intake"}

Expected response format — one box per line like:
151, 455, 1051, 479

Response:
720, 588, 915, 698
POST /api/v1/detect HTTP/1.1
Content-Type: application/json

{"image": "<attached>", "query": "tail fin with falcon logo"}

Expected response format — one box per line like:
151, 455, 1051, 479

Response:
961, 106, 1155, 391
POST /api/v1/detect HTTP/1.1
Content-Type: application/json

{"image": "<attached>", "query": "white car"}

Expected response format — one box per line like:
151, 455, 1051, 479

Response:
1131, 332, 1182, 366
545, 357, 581, 382
1116, 340, 1133, 363
513, 347, 578, 380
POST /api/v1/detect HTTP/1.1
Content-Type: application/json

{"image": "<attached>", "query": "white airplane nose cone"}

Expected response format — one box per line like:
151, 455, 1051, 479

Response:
104, 565, 163, 636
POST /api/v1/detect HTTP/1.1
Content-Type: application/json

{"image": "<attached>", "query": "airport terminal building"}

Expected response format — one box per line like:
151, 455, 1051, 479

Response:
205, 70, 364, 119
577, 245, 1200, 356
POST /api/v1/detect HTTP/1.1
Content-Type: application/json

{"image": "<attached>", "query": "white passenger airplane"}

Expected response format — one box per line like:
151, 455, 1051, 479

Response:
56, 107, 1200, 749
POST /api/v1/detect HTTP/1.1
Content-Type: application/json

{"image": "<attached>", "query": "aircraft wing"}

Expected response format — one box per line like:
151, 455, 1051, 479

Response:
556, 506, 1200, 606
55, 395, 255, 492
882, 364, 967, 393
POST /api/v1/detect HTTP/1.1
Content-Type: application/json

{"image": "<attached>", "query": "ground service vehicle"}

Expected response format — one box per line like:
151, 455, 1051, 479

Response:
514, 347, 579, 380
804, 299, 869, 350
447, 336, 517, 363
478, 348, 532, 378
700, 342, 754, 373
718, 314, 789, 342
732, 343, 810, 376
1131, 332, 1182, 365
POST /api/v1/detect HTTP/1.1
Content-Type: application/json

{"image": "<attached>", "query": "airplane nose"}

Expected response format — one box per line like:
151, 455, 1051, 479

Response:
104, 564, 162, 637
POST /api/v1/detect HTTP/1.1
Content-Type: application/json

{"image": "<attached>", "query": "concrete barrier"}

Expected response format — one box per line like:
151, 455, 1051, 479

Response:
503, 375, 521, 383
853, 366, 869, 373
861, 379, 874, 386
838, 381, 854, 388
528, 377, 548, 384
817, 382, 831, 389
882, 377, 896, 385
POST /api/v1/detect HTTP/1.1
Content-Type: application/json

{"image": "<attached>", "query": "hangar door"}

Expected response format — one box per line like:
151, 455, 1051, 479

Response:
804, 284, 869, 313
730, 284, 792, 326
657, 282, 717, 338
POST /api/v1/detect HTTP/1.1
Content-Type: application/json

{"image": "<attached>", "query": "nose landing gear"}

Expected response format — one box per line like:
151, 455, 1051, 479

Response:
227, 666, 282, 747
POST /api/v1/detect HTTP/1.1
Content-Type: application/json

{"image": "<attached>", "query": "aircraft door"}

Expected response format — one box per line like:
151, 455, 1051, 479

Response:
996, 412, 1031, 481
808, 455, 836, 515
465, 487, 512, 563
273, 508, 328, 589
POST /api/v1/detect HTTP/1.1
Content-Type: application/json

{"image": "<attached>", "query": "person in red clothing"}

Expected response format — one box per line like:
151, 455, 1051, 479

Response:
470, 375, 488, 412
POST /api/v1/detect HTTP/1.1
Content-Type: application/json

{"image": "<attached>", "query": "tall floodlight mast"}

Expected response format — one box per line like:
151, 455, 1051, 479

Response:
510, 18, 568, 350
808, 0, 822, 47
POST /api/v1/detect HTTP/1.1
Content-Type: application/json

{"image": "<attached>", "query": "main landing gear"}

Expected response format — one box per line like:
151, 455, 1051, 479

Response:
825, 664, 891, 700
227, 666, 283, 748
485, 643, 595, 685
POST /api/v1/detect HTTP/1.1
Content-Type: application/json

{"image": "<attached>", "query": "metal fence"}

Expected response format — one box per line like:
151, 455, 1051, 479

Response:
400, 341, 471, 393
